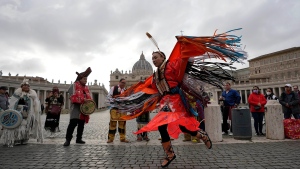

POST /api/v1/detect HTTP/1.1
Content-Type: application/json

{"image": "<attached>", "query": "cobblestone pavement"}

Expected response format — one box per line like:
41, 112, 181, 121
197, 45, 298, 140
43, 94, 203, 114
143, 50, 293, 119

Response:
41, 110, 163, 143
0, 110, 300, 169
33, 109, 265, 143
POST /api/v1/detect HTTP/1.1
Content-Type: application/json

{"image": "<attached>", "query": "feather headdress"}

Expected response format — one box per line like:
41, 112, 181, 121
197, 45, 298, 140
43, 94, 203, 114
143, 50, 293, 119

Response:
21, 79, 30, 86
146, 32, 166, 59
146, 32, 160, 51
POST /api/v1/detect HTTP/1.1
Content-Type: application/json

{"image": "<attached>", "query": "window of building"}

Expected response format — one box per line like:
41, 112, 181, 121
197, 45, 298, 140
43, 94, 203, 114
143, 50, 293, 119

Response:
115, 76, 118, 79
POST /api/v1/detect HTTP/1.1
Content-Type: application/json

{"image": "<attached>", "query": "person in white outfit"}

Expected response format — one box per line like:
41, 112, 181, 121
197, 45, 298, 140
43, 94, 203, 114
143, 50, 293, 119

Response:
0, 79, 43, 147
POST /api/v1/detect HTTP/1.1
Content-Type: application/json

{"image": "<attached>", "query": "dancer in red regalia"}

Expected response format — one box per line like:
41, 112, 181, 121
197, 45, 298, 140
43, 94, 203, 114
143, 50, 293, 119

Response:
108, 29, 247, 168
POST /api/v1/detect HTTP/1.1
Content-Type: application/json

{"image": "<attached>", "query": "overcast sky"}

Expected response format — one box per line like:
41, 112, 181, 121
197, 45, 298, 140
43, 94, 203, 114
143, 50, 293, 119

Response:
0, 0, 299, 90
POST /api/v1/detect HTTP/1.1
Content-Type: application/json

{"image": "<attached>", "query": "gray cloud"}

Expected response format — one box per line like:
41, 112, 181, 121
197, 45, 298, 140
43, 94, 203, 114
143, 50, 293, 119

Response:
0, 58, 45, 75
0, 0, 300, 88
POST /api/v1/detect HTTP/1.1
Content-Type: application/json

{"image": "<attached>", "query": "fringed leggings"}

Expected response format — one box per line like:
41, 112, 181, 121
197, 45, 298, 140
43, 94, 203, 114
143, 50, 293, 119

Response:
158, 124, 198, 143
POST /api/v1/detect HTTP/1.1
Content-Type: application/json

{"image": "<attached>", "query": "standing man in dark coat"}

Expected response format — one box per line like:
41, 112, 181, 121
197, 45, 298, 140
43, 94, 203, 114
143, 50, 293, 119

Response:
279, 84, 300, 119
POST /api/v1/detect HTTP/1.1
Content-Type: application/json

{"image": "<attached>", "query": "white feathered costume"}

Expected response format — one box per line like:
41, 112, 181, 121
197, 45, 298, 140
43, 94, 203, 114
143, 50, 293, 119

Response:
0, 80, 43, 145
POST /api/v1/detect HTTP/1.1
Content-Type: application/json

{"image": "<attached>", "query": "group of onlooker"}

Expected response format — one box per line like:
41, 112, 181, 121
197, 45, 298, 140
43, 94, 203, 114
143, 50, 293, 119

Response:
220, 83, 300, 136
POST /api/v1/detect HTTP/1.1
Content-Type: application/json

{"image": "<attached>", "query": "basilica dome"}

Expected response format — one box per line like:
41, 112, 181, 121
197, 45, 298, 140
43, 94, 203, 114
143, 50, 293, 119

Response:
132, 52, 153, 74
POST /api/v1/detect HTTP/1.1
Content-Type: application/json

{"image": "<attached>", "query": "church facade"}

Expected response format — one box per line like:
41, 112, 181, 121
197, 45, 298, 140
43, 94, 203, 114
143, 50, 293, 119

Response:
109, 52, 153, 89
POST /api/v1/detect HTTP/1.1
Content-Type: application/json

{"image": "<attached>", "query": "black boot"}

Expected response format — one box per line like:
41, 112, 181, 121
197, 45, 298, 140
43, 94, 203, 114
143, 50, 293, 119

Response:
76, 120, 85, 144
76, 140, 86, 144
63, 140, 70, 146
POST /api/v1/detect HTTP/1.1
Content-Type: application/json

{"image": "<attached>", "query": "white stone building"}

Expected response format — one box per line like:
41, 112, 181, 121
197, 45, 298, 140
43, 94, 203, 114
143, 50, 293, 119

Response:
208, 47, 300, 104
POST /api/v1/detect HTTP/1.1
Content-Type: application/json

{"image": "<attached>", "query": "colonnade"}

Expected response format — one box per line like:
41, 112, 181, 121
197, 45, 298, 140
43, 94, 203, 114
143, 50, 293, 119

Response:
0, 77, 108, 110
209, 79, 300, 104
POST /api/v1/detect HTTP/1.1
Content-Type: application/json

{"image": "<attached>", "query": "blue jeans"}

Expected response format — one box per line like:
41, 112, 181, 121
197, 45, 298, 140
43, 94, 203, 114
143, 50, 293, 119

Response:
252, 112, 264, 134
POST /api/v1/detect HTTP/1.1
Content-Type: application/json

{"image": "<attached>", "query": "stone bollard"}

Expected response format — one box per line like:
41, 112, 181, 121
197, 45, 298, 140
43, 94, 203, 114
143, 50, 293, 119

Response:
265, 100, 285, 140
205, 101, 222, 142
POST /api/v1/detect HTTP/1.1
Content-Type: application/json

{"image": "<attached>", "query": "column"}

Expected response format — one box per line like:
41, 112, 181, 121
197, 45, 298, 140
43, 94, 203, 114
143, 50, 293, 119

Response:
44, 90, 47, 107
244, 90, 248, 104
213, 90, 218, 102
37, 90, 40, 101
238, 90, 242, 104
44, 90, 47, 99
205, 101, 222, 142
279, 87, 282, 96
7, 87, 10, 96
265, 100, 285, 140
98, 91, 102, 109
63, 91, 67, 109
272, 87, 276, 96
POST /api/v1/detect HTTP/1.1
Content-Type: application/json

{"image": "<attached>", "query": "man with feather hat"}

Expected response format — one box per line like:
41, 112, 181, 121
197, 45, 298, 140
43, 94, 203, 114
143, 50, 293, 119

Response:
63, 67, 93, 146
